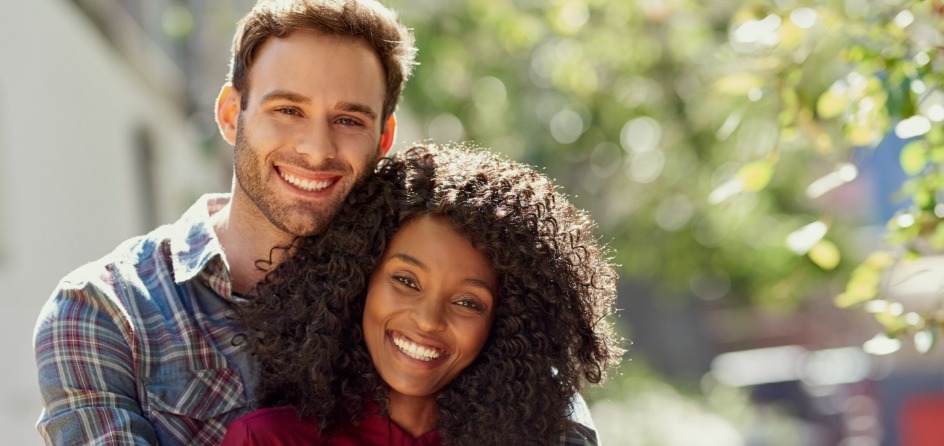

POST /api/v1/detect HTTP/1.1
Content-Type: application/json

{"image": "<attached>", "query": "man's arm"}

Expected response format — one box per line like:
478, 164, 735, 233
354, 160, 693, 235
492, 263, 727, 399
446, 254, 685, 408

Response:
34, 281, 158, 445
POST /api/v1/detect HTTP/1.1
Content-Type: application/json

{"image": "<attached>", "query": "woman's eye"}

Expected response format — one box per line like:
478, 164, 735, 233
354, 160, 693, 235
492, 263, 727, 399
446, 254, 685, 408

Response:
394, 275, 418, 290
456, 299, 486, 313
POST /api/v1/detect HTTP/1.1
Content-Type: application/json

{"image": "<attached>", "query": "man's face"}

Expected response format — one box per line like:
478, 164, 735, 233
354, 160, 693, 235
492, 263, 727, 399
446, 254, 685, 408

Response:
224, 32, 390, 237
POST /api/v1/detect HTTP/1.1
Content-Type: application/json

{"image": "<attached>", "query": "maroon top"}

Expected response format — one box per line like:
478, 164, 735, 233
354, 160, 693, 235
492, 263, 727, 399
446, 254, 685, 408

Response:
220, 405, 443, 446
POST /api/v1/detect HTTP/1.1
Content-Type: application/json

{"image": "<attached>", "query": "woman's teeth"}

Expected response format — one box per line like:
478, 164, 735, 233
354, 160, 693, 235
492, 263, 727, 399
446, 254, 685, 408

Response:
393, 334, 443, 361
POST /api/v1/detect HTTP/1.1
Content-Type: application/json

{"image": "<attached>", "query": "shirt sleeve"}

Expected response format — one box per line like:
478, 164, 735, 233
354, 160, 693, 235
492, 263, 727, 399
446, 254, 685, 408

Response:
559, 392, 599, 446
34, 278, 158, 445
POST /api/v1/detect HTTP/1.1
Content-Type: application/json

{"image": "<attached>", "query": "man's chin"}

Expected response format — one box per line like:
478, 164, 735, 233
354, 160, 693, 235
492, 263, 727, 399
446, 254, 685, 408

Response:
272, 207, 340, 238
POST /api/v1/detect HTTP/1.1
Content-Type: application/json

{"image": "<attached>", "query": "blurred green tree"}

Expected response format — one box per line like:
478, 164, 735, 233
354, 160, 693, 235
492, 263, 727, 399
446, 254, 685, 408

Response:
390, 0, 944, 353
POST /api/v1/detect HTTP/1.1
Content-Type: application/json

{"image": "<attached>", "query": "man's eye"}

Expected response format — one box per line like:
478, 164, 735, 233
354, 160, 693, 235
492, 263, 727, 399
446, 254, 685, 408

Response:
277, 107, 301, 116
337, 117, 363, 127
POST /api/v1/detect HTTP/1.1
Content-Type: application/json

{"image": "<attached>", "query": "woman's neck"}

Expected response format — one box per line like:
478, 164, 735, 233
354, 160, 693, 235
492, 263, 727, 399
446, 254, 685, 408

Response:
387, 393, 438, 438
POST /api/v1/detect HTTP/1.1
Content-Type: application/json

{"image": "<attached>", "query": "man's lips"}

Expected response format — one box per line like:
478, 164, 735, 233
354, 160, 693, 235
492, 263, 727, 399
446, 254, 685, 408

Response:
275, 164, 341, 192
280, 170, 336, 191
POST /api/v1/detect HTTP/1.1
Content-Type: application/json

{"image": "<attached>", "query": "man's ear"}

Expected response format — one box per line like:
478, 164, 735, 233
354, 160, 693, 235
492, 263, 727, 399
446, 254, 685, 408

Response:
215, 83, 241, 145
379, 114, 397, 157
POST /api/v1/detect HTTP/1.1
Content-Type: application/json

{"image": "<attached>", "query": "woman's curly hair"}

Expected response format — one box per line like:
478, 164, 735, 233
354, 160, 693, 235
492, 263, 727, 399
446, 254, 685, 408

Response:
236, 143, 624, 445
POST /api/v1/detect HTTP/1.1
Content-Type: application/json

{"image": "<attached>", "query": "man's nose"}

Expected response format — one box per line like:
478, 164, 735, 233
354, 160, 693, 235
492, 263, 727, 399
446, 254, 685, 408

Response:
295, 120, 337, 161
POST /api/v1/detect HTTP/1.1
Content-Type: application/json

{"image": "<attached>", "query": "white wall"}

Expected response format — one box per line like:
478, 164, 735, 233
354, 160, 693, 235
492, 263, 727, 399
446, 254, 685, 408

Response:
0, 1, 226, 444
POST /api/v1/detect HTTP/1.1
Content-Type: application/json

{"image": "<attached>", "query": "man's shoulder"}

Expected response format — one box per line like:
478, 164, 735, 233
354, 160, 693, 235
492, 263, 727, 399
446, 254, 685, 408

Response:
57, 224, 175, 292
56, 192, 225, 293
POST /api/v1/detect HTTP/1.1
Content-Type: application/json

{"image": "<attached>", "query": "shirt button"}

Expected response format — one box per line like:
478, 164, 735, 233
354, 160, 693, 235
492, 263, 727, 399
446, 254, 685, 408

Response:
231, 333, 247, 346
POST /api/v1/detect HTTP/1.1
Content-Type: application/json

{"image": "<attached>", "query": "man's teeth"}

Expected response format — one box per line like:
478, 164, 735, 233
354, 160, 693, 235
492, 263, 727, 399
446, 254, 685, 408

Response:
393, 334, 442, 361
282, 172, 333, 191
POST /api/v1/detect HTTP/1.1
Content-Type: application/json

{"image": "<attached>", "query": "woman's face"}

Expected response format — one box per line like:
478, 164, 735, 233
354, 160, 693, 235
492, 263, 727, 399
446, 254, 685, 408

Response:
363, 214, 497, 405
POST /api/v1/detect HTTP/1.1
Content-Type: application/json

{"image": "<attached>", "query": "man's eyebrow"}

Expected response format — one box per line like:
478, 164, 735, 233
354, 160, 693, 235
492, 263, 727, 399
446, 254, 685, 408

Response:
389, 253, 495, 293
260, 90, 310, 104
336, 101, 378, 121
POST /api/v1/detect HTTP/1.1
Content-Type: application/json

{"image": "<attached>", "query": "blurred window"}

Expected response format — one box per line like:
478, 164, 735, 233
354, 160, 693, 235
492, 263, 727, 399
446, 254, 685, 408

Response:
133, 125, 158, 231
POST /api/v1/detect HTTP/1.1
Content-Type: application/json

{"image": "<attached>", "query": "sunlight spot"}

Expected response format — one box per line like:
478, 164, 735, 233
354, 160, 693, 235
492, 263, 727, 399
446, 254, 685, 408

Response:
895, 115, 931, 139
806, 163, 858, 199
473, 76, 507, 110
426, 113, 465, 143
550, 109, 585, 144
656, 194, 695, 231
559, 1, 590, 30
895, 213, 915, 229
628, 149, 666, 183
863, 334, 901, 356
928, 104, 944, 122
732, 14, 781, 46
789, 8, 818, 29
620, 117, 662, 153
786, 221, 827, 255
894, 10, 914, 28
708, 178, 744, 204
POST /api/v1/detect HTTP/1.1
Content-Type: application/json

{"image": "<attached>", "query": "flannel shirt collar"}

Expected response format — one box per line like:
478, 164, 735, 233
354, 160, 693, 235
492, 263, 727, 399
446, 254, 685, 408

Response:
169, 193, 236, 302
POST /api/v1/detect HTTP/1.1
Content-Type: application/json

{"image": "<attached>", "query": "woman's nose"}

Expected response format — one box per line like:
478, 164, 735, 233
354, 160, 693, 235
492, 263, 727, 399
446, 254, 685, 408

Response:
410, 297, 446, 332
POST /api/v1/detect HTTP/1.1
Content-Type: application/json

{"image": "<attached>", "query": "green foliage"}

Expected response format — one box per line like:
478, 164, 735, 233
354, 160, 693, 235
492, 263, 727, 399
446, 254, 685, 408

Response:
391, 0, 944, 350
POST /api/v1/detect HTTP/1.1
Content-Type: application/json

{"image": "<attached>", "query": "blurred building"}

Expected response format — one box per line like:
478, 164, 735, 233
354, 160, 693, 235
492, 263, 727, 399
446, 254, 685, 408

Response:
0, 1, 245, 444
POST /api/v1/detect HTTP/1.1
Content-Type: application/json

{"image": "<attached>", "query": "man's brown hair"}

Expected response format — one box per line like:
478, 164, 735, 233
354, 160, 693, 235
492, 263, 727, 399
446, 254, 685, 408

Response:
229, 0, 416, 120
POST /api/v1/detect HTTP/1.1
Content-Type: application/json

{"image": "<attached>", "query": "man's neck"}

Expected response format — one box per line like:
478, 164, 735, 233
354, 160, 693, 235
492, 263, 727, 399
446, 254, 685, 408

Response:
210, 198, 294, 296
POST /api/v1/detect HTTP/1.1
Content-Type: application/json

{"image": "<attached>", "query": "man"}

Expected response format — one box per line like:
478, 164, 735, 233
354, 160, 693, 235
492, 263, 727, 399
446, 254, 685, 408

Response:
35, 1, 411, 444
34, 1, 600, 445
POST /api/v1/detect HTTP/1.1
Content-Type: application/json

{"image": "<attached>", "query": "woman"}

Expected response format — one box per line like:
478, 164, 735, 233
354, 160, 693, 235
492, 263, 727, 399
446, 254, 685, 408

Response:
223, 144, 623, 445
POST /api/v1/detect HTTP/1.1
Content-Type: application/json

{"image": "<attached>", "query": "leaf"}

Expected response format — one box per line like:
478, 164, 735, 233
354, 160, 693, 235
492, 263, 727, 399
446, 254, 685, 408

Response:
846, 123, 880, 147
929, 145, 944, 164
808, 239, 841, 270
816, 88, 849, 119
875, 311, 909, 334
835, 252, 894, 308
900, 140, 928, 175
714, 73, 766, 95
930, 223, 944, 250
736, 161, 774, 191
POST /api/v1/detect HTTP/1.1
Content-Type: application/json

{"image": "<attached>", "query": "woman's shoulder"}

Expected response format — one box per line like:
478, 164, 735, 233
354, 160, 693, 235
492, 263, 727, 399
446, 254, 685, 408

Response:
222, 406, 323, 446
237, 406, 306, 423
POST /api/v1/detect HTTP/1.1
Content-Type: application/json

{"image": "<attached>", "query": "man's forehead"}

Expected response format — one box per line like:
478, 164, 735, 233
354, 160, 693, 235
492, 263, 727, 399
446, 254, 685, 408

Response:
244, 33, 386, 111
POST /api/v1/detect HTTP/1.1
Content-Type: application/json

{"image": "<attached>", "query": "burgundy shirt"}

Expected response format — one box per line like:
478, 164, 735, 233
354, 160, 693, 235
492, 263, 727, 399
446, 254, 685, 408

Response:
220, 406, 443, 446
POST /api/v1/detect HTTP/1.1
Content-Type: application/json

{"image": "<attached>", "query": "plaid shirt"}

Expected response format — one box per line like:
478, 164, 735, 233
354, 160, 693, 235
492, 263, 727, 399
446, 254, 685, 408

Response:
34, 193, 600, 446
35, 194, 256, 445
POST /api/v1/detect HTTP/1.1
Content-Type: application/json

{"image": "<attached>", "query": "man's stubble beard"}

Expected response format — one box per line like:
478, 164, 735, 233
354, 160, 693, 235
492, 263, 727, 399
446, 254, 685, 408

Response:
232, 123, 378, 237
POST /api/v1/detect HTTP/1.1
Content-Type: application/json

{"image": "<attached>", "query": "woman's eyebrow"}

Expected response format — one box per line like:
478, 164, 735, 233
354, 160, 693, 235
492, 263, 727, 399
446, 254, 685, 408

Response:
390, 253, 495, 294
389, 253, 427, 271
